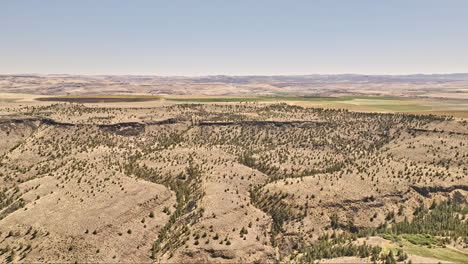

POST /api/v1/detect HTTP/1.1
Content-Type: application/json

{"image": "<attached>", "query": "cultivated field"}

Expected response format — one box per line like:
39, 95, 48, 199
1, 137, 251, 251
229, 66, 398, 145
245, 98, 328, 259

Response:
36, 95, 162, 103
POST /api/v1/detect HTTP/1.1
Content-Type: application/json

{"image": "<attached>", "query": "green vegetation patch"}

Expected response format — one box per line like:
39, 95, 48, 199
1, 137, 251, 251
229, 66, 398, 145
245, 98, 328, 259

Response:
370, 104, 432, 112
394, 241, 468, 263
401, 234, 438, 246
343, 96, 402, 100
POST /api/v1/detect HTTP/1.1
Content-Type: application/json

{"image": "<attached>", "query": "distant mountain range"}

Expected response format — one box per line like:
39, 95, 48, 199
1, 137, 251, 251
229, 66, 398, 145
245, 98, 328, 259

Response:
185, 73, 468, 84
2, 73, 468, 83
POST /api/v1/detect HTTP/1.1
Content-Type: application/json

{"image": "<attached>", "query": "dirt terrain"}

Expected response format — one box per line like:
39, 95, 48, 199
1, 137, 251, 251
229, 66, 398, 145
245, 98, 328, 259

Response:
36, 95, 162, 103
0, 94, 466, 263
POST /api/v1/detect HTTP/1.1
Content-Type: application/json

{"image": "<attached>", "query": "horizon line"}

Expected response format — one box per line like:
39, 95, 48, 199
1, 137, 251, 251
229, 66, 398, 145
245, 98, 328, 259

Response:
2, 72, 468, 78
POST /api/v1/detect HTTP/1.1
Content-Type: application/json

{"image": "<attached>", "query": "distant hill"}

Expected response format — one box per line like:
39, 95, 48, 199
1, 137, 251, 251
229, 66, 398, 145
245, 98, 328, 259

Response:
1, 73, 468, 99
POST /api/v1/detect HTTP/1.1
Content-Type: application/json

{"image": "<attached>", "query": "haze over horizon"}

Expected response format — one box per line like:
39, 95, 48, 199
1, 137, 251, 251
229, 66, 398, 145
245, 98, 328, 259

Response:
2, 0, 468, 75
4, 72, 468, 78
5, 71, 468, 78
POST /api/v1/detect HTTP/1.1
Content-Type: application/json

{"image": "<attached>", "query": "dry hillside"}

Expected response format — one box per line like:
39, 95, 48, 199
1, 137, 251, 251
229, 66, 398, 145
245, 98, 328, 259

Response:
0, 102, 467, 263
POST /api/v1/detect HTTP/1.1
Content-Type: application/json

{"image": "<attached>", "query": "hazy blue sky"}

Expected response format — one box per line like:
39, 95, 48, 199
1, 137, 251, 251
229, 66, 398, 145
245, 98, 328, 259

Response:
1, 0, 468, 75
